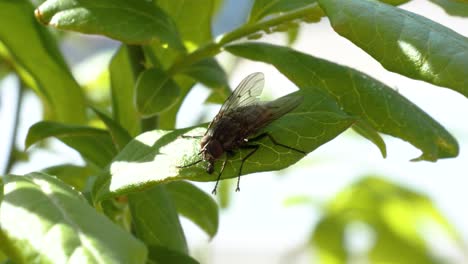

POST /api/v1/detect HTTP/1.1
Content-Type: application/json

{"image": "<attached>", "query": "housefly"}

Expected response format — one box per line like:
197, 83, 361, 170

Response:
178, 72, 305, 194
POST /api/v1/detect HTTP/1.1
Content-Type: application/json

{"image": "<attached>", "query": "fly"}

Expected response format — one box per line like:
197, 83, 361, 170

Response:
178, 72, 306, 194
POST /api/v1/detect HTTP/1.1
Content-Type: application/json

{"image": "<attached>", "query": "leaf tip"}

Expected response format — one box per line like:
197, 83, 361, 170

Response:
34, 8, 48, 25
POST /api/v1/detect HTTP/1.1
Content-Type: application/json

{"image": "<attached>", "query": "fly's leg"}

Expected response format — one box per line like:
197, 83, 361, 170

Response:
249, 133, 306, 154
236, 145, 260, 192
177, 134, 203, 168
212, 155, 227, 195
212, 151, 234, 195
176, 159, 202, 169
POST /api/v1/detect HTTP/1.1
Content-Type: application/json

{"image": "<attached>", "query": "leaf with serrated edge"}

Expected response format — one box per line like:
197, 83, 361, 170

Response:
94, 89, 354, 200
0, 173, 147, 264
318, 0, 468, 97
226, 42, 458, 161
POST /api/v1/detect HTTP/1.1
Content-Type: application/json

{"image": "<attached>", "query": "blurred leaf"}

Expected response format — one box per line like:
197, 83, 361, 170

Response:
181, 58, 228, 89
156, 0, 215, 48
370, 223, 437, 264
41, 164, 92, 191
95, 89, 354, 200
310, 176, 462, 264
179, 58, 231, 104
35, 0, 183, 48
147, 246, 199, 264
166, 181, 219, 238
92, 107, 132, 151
100, 197, 132, 232
283, 195, 319, 207
129, 185, 188, 254
135, 68, 181, 117
109, 46, 141, 137
0, 0, 86, 123
429, 0, 468, 17
217, 179, 233, 209
226, 42, 459, 161
158, 75, 195, 129
352, 119, 387, 158
0, 172, 147, 263
248, 0, 318, 23
317, 0, 468, 97
26, 121, 117, 168
286, 24, 300, 45
312, 216, 347, 264
380, 0, 412, 4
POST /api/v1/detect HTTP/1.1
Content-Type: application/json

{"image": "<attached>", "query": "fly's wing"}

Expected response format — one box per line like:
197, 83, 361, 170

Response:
262, 93, 303, 122
206, 72, 265, 131
248, 93, 303, 132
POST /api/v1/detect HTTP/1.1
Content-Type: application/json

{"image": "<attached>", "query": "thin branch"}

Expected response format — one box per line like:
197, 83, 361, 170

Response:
167, 4, 321, 75
4, 79, 25, 174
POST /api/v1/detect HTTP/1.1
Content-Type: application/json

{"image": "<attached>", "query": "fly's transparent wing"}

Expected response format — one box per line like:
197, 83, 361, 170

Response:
220, 72, 264, 114
206, 72, 265, 131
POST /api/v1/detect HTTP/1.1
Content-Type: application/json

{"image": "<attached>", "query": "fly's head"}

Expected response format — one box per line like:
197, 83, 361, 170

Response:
200, 135, 224, 174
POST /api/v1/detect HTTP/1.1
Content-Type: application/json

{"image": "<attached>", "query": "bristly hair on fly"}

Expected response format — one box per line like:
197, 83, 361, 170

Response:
178, 72, 306, 194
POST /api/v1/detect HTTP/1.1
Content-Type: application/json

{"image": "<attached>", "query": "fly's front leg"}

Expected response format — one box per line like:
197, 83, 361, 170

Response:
249, 133, 305, 154
176, 159, 203, 169
212, 151, 234, 195
212, 156, 227, 195
236, 145, 260, 192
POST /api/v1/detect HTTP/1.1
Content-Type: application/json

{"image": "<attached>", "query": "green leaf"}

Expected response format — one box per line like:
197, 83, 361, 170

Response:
317, 0, 468, 97
248, 0, 318, 23
369, 224, 438, 264
166, 181, 219, 238
352, 120, 387, 158
286, 24, 300, 45
180, 58, 228, 89
313, 176, 461, 264
159, 75, 196, 129
128, 186, 188, 254
35, 0, 183, 48
26, 121, 117, 168
0, 0, 86, 124
156, 0, 215, 48
109, 46, 141, 137
429, 0, 468, 17
217, 179, 234, 209
135, 68, 181, 117
95, 89, 354, 200
226, 42, 459, 161
380, 0, 412, 5
92, 107, 132, 151
179, 58, 231, 104
0, 172, 147, 264
41, 164, 92, 191
311, 216, 347, 264
147, 246, 199, 264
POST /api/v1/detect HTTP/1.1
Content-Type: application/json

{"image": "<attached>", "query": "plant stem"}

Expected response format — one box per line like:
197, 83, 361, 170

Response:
167, 4, 321, 75
4, 79, 24, 174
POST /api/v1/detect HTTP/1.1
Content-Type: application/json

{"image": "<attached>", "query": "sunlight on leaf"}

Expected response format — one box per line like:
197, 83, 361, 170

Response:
0, 173, 147, 263
95, 90, 354, 200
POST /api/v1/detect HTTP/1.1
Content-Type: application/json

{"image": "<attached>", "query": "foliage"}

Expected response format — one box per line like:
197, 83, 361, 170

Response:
0, 0, 466, 263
